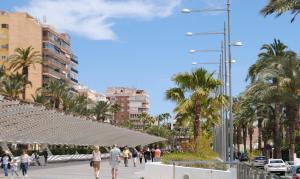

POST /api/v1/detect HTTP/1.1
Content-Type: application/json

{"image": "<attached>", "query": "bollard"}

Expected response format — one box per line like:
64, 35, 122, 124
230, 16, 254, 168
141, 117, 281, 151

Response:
173, 162, 176, 179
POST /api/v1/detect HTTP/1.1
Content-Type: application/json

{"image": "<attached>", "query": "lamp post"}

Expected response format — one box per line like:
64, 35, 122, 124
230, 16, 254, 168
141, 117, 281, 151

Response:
182, 4, 243, 160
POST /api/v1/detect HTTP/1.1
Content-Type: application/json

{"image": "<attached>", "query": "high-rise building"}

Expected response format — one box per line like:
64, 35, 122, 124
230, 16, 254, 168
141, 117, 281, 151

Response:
74, 84, 107, 103
0, 11, 78, 100
106, 87, 150, 130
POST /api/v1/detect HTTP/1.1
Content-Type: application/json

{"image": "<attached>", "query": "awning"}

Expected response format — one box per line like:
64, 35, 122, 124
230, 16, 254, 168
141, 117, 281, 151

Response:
0, 96, 166, 146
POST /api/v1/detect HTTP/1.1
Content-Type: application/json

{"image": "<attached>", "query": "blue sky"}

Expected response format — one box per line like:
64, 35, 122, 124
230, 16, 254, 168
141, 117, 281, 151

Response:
1, 0, 300, 116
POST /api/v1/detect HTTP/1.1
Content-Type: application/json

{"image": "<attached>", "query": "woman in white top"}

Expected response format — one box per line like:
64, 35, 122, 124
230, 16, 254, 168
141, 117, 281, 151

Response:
20, 150, 30, 177
92, 146, 101, 179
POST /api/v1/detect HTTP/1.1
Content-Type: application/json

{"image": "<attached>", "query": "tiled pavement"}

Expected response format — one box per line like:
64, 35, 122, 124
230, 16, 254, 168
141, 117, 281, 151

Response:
0, 160, 145, 179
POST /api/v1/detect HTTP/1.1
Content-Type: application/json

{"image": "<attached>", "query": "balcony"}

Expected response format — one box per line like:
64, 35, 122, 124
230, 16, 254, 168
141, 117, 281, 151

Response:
43, 67, 65, 80
43, 48, 70, 64
43, 57, 66, 71
71, 67, 78, 74
71, 77, 78, 83
71, 54, 78, 64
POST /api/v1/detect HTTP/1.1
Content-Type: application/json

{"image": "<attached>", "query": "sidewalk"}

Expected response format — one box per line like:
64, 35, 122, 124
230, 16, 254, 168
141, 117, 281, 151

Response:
0, 160, 145, 179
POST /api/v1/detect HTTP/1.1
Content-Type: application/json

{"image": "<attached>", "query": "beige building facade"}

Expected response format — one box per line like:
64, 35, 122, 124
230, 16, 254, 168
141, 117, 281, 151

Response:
106, 87, 150, 130
0, 11, 78, 100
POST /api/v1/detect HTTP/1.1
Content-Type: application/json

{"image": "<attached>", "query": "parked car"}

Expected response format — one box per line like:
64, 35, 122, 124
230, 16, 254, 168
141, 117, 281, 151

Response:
286, 165, 300, 179
264, 159, 288, 176
239, 153, 249, 162
252, 156, 267, 168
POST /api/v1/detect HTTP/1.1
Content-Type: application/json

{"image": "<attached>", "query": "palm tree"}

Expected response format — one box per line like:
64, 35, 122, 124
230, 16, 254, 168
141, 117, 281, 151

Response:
7, 47, 41, 99
38, 79, 69, 109
166, 68, 226, 141
0, 73, 31, 99
32, 93, 51, 107
110, 103, 121, 125
261, 0, 300, 22
156, 113, 171, 127
72, 94, 90, 116
246, 39, 295, 158
138, 112, 154, 130
92, 101, 111, 122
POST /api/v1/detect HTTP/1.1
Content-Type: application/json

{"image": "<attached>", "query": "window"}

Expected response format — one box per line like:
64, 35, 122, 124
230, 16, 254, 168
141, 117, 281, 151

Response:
1, 24, 8, 28
1, 56, 6, 60
0, 44, 8, 49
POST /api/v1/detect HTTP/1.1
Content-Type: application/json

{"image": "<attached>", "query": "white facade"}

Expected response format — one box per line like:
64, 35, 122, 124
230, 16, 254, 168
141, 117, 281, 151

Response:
74, 84, 107, 102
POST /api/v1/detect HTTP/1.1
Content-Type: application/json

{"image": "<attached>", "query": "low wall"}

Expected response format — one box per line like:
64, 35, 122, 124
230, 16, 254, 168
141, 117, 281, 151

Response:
143, 162, 237, 179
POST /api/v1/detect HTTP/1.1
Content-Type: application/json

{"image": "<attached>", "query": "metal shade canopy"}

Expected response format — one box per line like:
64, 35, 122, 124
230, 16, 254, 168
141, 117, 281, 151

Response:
0, 96, 166, 146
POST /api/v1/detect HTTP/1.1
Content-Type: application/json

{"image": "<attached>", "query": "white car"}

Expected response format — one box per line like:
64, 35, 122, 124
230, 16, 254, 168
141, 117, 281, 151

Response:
264, 159, 288, 175
252, 156, 267, 168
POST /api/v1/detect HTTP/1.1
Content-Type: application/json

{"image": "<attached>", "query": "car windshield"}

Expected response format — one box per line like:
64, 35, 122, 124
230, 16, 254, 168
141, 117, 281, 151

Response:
270, 160, 283, 164
255, 157, 266, 160
296, 167, 300, 174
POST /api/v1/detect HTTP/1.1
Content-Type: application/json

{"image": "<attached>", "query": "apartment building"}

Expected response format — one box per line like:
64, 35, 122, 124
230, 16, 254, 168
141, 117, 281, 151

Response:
106, 87, 150, 130
74, 84, 107, 103
0, 11, 78, 100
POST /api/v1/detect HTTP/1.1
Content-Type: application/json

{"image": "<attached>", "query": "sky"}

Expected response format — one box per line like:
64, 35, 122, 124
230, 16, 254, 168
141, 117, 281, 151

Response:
1, 0, 300, 116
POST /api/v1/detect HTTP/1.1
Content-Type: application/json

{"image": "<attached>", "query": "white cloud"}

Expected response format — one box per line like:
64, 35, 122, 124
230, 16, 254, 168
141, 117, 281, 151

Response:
15, 0, 181, 40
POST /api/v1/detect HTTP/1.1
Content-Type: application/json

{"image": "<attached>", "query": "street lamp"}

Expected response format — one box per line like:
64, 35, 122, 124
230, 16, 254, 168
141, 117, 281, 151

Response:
189, 49, 221, 54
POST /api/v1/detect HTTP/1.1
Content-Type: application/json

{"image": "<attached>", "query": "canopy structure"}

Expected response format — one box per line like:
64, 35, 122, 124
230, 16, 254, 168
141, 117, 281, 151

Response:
0, 96, 166, 146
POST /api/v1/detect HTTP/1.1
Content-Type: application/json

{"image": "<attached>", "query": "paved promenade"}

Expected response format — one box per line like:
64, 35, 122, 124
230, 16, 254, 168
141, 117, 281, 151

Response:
0, 161, 145, 179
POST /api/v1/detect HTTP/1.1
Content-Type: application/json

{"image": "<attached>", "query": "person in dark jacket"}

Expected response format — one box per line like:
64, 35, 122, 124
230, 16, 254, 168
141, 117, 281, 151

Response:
42, 149, 48, 166
1, 150, 12, 177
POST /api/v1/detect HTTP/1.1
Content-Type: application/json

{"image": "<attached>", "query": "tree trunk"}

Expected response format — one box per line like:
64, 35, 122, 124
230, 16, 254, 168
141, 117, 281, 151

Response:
248, 127, 254, 153
22, 66, 28, 100
54, 98, 60, 109
237, 127, 241, 153
194, 104, 201, 141
243, 125, 247, 152
286, 103, 298, 161
274, 100, 282, 159
258, 118, 262, 152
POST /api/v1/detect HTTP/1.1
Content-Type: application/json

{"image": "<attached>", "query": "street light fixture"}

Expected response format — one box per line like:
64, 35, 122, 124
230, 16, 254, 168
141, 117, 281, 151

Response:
189, 49, 221, 53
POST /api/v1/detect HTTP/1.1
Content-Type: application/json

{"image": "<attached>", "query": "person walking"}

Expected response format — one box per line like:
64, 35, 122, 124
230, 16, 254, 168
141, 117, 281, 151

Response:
20, 150, 30, 178
92, 146, 101, 179
122, 147, 130, 167
139, 150, 143, 164
42, 149, 48, 166
11, 159, 19, 177
109, 144, 121, 179
150, 148, 155, 162
144, 147, 150, 163
32, 151, 41, 166
132, 148, 138, 167
154, 146, 161, 162
1, 150, 11, 177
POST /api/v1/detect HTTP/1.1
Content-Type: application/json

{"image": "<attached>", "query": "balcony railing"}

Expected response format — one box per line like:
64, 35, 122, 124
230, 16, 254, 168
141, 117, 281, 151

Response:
71, 67, 78, 74
43, 67, 65, 80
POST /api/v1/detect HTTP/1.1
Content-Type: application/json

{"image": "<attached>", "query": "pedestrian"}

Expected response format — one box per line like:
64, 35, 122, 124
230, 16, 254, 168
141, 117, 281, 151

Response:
10, 159, 19, 177
132, 148, 138, 167
31, 151, 41, 166
109, 144, 121, 179
122, 147, 130, 167
151, 148, 155, 162
154, 146, 161, 162
20, 150, 30, 178
144, 147, 150, 163
1, 150, 11, 177
139, 150, 143, 164
42, 149, 48, 166
92, 146, 101, 179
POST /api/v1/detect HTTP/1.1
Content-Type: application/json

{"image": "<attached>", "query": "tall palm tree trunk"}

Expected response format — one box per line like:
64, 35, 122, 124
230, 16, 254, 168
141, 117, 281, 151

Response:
22, 66, 28, 100
243, 126, 247, 152
286, 104, 298, 161
258, 118, 262, 152
194, 104, 201, 141
248, 127, 254, 153
237, 127, 241, 152
274, 100, 282, 158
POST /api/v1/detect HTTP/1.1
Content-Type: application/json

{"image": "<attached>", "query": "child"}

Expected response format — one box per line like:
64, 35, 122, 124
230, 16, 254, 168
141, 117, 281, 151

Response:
11, 159, 19, 177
